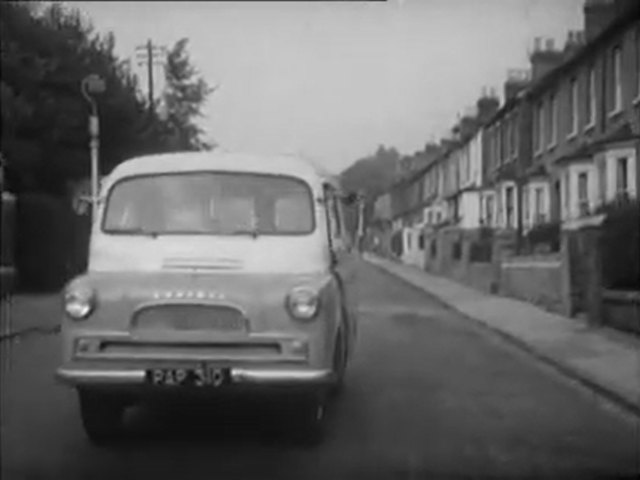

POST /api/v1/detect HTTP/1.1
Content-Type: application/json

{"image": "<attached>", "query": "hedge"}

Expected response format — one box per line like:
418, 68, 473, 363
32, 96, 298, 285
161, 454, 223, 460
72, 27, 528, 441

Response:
524, 221, 561, 254
600, 200, 639, 290
15, 193, 90, 292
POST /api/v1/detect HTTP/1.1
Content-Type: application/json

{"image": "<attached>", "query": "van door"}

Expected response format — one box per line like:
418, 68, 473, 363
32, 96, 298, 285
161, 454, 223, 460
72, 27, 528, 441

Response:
324, 185, 358, 356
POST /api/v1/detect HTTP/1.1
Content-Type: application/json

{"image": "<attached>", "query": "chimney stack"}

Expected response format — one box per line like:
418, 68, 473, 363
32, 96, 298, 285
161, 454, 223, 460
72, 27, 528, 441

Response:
563, 29, 585, 58
476, 88, 500, 124
583, 0, 617, 42
529, 36, 565, 80
504, 68, 531, 101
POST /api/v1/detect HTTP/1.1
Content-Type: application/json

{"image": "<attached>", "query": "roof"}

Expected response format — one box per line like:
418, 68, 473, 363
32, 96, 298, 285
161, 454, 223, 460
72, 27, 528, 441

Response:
104, 150, 335, 191
526, 2, 640, 97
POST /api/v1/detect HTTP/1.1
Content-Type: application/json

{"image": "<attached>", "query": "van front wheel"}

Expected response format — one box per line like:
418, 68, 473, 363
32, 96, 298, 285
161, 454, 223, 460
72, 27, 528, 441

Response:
329, 330, 347, 397
78, 390, 127, 446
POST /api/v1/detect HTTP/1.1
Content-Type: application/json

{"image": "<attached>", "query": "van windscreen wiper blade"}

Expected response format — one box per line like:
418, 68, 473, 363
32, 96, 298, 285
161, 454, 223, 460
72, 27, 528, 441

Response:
106, 227, 161, 238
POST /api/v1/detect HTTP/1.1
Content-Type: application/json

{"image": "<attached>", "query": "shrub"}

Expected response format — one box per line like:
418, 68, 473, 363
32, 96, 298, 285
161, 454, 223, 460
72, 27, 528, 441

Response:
452, 240, 462, 260
478, 226, 494, 241
600, 200, 639, 290
470, 241, 492, 263
525, 221, 561, 253
15, 193, 87, 291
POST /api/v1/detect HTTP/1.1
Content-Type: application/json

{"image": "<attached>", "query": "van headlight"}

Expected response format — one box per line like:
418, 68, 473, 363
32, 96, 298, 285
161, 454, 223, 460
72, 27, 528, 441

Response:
64, 286, 96, 320
286, 286, 320, 320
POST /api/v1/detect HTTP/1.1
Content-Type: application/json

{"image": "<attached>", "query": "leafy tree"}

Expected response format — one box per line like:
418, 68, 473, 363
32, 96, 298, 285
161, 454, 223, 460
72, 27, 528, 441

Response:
161, 38, 215, 151
0, 2, 214, 196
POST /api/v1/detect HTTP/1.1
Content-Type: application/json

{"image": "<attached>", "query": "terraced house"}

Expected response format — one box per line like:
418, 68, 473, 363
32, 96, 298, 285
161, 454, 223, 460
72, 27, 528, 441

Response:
523, 0, 639, 228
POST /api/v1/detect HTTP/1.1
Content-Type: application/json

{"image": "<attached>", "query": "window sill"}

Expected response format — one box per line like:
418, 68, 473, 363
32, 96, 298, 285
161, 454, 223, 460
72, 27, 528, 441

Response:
634, 96, 640, 106
566, 131, 578, 141
547, 142, 557, 152
584, 122, 596, 133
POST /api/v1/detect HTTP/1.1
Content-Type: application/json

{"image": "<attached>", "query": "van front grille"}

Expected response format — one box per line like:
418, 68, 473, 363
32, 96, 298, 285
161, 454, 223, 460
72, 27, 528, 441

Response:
132, 304, 247, 332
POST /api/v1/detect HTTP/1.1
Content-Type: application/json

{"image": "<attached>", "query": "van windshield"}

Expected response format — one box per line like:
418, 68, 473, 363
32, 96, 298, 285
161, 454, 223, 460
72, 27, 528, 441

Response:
102, 172, 315, 236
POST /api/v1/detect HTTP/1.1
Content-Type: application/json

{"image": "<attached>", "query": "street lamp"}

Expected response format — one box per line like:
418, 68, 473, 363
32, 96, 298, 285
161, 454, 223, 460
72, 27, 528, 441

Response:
81, 74, 106, 220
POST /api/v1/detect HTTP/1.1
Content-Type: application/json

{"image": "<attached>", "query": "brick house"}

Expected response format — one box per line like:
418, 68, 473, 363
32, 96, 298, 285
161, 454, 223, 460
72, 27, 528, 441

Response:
482, 70, 533, 233
523, 0, 640, 227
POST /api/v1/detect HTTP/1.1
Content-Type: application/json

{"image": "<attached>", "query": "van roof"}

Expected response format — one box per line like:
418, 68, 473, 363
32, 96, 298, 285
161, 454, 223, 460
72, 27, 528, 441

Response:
105, 150, 340, 190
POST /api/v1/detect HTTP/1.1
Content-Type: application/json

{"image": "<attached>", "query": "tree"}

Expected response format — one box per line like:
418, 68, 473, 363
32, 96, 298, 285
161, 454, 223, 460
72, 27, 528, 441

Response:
161, 38, 215, 151
0, 1, 149, 193
0, 2, 216, 195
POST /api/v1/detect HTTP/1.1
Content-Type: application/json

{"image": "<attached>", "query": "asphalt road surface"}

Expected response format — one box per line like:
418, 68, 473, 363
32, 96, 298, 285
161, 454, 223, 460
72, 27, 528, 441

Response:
1, 261, 638, 479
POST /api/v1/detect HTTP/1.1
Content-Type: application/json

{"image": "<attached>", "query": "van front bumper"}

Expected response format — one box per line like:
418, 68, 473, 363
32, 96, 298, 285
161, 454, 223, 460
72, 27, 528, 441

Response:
55, 366, 334, 388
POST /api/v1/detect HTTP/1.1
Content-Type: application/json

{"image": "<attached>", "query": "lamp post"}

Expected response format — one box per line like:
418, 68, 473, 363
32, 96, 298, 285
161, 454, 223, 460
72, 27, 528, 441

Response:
81, 74, 106, 220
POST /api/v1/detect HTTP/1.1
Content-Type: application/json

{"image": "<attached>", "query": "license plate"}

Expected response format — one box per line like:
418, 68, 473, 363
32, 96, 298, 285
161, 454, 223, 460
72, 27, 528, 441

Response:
146, 366, 229, 387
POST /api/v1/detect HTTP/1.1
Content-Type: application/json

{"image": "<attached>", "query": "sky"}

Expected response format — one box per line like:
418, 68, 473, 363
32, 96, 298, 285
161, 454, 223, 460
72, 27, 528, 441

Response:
72, 0, 585, 174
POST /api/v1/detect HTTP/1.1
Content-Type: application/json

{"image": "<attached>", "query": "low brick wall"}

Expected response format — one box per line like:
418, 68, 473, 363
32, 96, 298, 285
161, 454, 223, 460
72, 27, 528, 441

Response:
500, 254, 564, 314
602, 290, 640, 335
422, 227, 500, 294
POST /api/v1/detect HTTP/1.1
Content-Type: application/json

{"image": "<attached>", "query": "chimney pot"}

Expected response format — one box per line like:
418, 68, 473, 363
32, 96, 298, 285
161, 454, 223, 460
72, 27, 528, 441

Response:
545, 38, 555, 51
533, 37, 542, 52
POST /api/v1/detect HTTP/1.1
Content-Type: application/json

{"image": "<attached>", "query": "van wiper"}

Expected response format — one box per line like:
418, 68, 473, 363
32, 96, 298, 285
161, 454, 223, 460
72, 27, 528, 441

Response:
229, 228, 260, 239
108, 227, 160, 238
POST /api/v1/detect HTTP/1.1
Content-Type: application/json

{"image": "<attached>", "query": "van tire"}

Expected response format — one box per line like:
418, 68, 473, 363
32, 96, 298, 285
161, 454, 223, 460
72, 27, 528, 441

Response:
329, 329, 347, 398
78, 390, 126, 446
291, 395, 326, 447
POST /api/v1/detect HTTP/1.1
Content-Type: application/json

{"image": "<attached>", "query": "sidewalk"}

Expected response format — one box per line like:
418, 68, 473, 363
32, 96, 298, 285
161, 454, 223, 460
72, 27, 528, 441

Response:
363, 253, 640, 417
0, 294, 61, 341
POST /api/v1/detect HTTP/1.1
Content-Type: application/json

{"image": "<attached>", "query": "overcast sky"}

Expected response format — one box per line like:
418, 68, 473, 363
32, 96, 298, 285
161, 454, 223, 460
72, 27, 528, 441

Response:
73, 0, 584, 173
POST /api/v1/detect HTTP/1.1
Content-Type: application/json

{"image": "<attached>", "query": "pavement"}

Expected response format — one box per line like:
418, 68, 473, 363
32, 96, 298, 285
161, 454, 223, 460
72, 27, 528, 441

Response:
1, 293, 62, 340
363, 253, 640, 418
1, 259, 639, 479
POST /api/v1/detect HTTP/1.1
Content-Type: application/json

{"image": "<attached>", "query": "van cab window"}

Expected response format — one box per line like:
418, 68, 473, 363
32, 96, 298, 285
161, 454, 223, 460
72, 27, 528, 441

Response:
102, 172, 315, 235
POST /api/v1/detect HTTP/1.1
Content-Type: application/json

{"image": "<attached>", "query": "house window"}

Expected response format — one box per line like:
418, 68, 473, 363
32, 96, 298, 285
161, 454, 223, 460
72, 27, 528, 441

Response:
597, 157, 607, 204
536, 102, 545, 152
510, 116, 518, 158
522, 186, 530, 225
534, 187, 545, 224
502, 122, 509, 163
616, 157, 629, 196
497, 125, 504, 165
611, 46, 622, 113
568, 77, 578, 136
505, 121, 511, 162
586, 65, 596, 127
548, 94, 557, 147
636, 29, 640, 98
485, 195, 494, 227
563, 172, 570, 212
418, 233, 425, 250
466, 151, 471, 185
505, 186, 515, 228
578, 172, 589, 217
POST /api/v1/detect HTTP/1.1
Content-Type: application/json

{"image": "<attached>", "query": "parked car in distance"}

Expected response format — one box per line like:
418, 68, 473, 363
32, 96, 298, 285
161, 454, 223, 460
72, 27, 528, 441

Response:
55, 150, 359, 445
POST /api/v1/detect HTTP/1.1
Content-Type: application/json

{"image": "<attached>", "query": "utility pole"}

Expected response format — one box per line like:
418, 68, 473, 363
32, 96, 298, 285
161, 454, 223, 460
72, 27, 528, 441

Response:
135, 39, 167, 110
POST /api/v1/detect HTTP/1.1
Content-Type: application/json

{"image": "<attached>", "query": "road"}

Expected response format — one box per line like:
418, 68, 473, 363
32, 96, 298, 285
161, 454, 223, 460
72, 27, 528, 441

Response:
1, 261, 638, 479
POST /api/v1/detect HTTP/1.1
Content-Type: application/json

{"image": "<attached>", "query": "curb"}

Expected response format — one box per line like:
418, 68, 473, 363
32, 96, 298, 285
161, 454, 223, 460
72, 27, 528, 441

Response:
364, 256, 640, 419
0, 325, 61, 342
